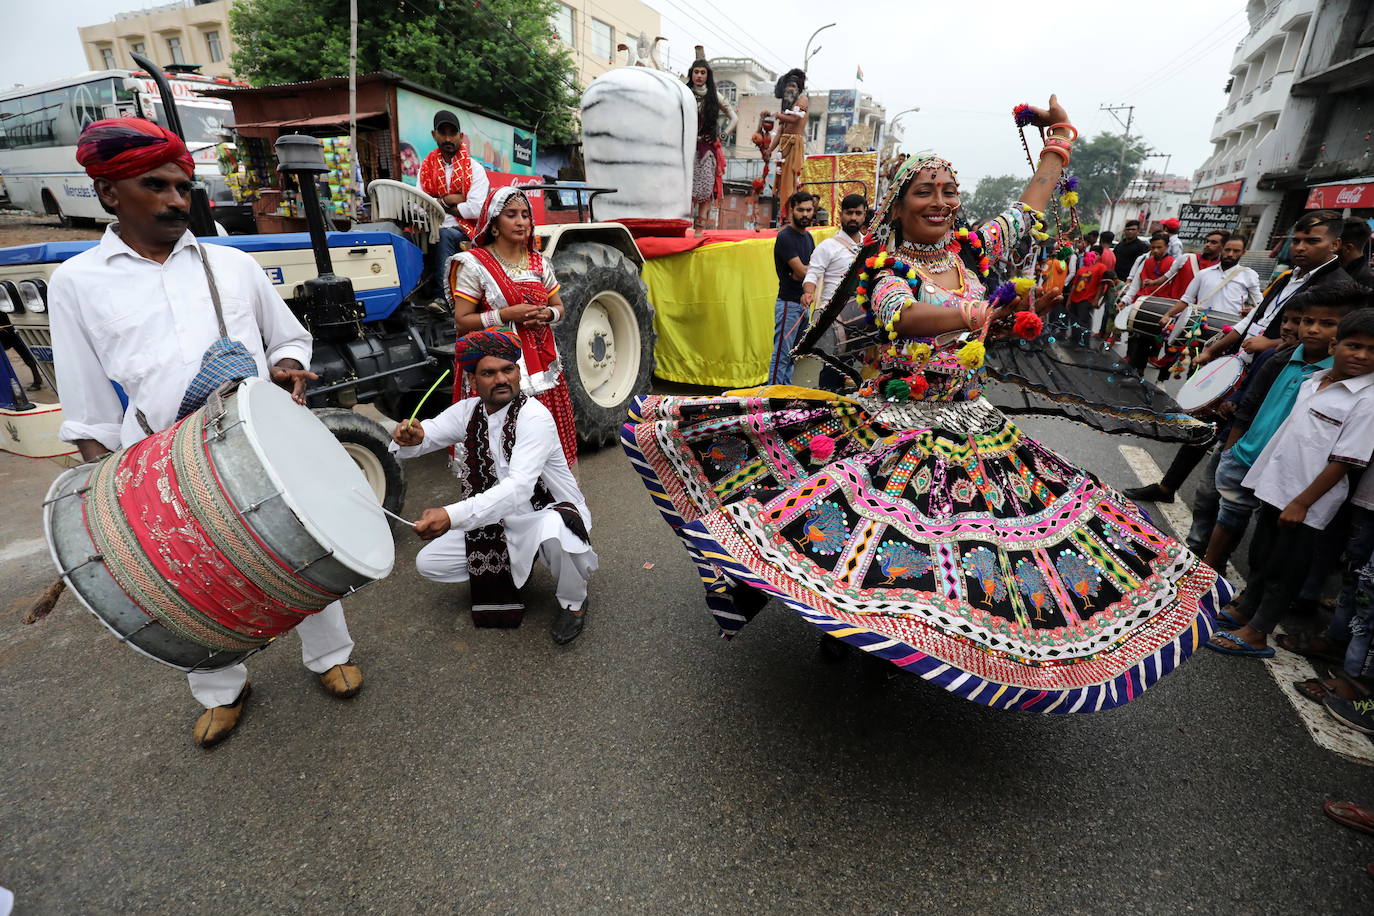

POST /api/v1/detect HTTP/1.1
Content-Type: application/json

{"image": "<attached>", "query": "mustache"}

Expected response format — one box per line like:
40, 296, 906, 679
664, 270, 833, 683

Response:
156, 209, 189, 223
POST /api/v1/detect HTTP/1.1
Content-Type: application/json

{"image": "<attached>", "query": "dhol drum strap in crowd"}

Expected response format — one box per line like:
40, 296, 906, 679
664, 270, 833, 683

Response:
461, 395, 588, 623
176, 250, 259, 420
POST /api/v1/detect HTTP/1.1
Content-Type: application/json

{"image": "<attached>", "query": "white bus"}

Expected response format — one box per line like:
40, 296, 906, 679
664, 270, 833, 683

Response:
0, 69, 242, 225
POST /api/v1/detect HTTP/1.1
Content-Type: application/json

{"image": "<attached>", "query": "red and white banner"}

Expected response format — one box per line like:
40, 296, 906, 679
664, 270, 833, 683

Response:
1305, 181, 1374, 209
487, 171, 546, 223
1206, 180, 1244, 206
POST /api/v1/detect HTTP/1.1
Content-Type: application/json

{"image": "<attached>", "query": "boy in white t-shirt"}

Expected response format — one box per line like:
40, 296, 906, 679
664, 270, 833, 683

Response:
1207, 308, 1374, 659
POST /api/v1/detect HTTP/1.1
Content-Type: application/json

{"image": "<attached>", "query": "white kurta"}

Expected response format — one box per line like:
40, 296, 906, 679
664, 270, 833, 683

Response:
391, 396, 597, 608
48, 225, 351, 709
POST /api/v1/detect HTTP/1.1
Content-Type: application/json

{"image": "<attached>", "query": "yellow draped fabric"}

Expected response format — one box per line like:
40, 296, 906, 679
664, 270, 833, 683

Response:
642, 227, 836, 388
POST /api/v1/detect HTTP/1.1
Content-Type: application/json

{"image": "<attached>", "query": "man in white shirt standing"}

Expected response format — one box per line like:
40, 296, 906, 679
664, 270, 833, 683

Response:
1166, 234, 1260, 325
49, 119, 364, 748
802, 193, 867, 387
392, 329, 596, 645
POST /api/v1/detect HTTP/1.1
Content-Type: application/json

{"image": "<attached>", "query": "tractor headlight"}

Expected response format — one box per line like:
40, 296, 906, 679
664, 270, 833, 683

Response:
0, 281, 21, 314
18, 278, 47, 313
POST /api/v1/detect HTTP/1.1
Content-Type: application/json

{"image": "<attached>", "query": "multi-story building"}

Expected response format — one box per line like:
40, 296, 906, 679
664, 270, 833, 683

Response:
1192, 0, 1374, 248
549, 0, 663, 87
79, 0, 236, 79
1106, 174, 1193, 232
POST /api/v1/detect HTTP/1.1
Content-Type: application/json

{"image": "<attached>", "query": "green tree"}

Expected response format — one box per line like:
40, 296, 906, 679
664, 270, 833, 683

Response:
1066, 131, 1150, 221
961, 174, 1023, 224
229, 0, 581, 143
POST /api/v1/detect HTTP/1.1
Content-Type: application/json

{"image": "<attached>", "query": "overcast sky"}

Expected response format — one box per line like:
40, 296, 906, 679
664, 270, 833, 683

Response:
0, 0, 1250, 193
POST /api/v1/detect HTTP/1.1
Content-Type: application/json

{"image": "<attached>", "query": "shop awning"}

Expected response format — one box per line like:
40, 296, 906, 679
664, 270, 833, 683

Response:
1306, 178, 1374, 209
228, 110, 387, 131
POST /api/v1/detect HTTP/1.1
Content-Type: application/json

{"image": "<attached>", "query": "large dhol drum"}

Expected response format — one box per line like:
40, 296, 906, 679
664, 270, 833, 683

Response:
1122, 297, 1192, 343
44, 378, 394, 671
1176, 354, 1246, 415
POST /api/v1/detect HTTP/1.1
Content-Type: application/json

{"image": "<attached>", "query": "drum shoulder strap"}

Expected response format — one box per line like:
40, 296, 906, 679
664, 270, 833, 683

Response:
197, 246, 228, 339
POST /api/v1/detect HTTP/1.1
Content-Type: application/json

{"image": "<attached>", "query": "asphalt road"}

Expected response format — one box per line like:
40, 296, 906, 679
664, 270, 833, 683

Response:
2, 408, 1371, 914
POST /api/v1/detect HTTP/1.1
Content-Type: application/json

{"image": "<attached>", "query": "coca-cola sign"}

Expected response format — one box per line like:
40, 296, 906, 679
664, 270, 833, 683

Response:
1305, 181, 1374, 209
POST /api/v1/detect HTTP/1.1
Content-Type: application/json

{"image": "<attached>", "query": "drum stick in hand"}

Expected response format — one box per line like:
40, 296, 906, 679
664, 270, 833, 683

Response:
351, 487, 418, 528
405, 368, 450, 432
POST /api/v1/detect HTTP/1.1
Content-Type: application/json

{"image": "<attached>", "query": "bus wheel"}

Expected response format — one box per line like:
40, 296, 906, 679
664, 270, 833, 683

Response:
42, 192, 73, 229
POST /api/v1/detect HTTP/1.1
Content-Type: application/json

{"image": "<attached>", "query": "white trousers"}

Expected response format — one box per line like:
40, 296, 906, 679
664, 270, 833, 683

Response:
416, 530, 592, 611
186, 600, 354, 708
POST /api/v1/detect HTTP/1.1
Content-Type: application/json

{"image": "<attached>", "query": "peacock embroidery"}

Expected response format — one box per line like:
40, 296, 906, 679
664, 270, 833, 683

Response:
875, 541, 932, 586
795, 500, 848, 555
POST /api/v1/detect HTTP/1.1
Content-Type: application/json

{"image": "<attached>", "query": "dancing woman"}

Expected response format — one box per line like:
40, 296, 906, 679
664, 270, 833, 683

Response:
448, 186, 578, 465
687, 58, 737, 231
621, 96, 1230, 713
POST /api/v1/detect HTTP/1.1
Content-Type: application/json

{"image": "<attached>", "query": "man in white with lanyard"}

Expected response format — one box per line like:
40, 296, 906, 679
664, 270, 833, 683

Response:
49, 119, 365, 749
1164, 235, 1260, 332
802, 193, 867, 387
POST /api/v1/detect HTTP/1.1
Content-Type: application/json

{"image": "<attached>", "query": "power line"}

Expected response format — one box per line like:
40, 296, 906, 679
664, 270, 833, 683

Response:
1112, 11, 1246, 100
690, 0, 790, 72
653, 0, 789, 75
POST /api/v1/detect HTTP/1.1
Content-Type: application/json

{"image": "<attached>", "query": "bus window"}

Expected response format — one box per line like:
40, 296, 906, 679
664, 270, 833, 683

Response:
0, 98, 19, 150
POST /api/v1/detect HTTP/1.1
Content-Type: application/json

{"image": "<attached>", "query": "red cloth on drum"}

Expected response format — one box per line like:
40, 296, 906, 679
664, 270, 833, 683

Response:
101, 416, 334, 639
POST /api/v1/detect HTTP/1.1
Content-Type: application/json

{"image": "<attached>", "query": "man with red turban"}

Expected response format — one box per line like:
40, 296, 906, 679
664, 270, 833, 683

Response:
390, 327, 596, 644
50, 118, 367, 748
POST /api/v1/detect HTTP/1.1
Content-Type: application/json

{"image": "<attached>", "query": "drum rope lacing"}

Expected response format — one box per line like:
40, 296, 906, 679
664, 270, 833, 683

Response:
81, 402, 345, 652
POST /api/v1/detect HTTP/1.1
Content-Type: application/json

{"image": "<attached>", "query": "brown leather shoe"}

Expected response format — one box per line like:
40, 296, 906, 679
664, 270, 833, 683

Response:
319, 663, 363, 698
193, 684, 250, 748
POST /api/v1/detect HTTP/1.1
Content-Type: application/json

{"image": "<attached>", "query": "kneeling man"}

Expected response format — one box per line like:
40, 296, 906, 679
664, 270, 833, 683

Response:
391, 329, 596, 643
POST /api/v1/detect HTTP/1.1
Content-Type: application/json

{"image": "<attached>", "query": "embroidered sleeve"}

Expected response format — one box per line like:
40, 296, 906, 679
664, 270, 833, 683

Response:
541, 256, 560, 295
871, 270, 915, 329
977, 201, 1037, 269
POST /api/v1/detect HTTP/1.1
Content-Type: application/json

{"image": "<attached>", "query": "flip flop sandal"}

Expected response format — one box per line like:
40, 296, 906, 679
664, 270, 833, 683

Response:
1273, 632, 1346, 665
1204, 630, 1275, 658
1295, 678, 1333, 703
1325, 800, 1374, 837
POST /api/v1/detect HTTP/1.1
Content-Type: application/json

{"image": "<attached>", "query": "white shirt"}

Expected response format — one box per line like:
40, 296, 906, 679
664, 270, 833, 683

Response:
389, 395, 589, 534
803, 231, 861, 307
1167, 234, 1183, 259
1242, 369, 1374, 530
51, 226, 312, 451
1121, 254, 1149, 304
1244, 258, 1333, 340
440, 157, 490, 229
1181, 263, 1261, 314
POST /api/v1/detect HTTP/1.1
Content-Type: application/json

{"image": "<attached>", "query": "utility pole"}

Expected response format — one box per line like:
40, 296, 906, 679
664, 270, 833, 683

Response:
348, 0, 358, 223
1100, 103, 1135, 231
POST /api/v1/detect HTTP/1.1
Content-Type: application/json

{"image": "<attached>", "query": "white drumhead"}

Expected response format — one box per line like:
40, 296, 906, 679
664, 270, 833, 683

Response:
1176, 355, 1244, 412
237, 379, 395, 579
1167, 305, 1194, 344
1114, 304, 1134, 332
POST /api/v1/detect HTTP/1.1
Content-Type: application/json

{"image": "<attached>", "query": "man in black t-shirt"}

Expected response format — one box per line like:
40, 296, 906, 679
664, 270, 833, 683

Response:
1112, 219, 1148, 285
770, 190, 816, 384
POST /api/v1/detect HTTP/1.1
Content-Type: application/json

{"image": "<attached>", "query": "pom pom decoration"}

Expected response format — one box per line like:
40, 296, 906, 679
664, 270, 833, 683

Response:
989, 281, 1017, 308
1057, 245, 1074, 260
956, 339, 986, 370
808, 434, 836, 461
1012, 277, 1035, 296
907, 374, 929, 398
883, 378, 911, 402
909, 342, 932, 363
1064, 176, 1080, 191
1013, 103, 1036, 128
1059, 191, 1079, 208
1012, 310, 1043, 340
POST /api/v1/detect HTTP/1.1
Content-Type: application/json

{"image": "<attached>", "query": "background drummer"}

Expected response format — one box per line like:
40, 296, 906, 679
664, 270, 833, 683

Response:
1159, 235, 1259, 327
49, 119, 366, 749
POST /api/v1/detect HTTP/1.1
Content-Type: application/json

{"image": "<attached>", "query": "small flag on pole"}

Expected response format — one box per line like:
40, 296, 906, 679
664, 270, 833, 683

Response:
856, 65, 864, 82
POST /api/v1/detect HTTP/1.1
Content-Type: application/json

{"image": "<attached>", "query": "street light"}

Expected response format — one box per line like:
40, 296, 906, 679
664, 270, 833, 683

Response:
883, 108, 919, 155
803, 23, 836, 72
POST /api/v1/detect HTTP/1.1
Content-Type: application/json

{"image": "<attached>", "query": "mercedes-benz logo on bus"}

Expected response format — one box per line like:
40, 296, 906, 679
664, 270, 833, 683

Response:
72, 84, 98, 128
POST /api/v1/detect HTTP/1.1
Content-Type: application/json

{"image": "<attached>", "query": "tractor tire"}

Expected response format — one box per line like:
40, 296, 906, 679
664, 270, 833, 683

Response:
314, 408, 407, 526
550, 241, 656, 449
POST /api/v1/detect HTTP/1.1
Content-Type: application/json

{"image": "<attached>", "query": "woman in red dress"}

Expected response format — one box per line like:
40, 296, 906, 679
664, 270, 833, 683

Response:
446, 186, 578, 464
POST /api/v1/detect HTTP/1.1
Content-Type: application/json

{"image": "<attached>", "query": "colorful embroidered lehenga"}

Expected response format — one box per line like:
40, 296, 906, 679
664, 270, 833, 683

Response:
621, 158, 1230, 713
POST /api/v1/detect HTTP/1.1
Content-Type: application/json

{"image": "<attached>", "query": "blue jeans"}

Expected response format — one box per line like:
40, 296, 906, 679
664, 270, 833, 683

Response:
769, 298, 807, 385
1213, 447, 1262, 534
1326, 507, 1374, 677
433, 227, 470, 298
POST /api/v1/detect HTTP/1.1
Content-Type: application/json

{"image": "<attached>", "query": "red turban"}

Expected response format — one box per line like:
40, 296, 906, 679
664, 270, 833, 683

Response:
75, 118, 195, 181
455, 328, 521, 373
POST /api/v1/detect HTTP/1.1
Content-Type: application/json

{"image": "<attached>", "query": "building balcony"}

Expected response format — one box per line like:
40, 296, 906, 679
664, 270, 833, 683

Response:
1231, 0, 1317, 71
1211, 68, 1293, 142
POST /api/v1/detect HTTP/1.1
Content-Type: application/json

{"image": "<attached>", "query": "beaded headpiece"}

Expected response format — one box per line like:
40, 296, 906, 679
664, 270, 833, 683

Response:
867, 153, 959, 251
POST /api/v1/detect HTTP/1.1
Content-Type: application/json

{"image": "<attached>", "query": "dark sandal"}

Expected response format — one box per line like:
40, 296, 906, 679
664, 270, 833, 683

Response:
1323, 801, 1374, 837
1294, 675, 1368, 704
1274, 631, 1346, 666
